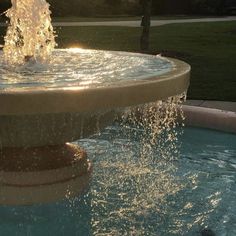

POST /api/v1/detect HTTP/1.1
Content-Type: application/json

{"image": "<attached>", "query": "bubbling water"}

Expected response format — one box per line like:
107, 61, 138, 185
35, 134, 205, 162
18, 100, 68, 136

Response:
3, 0, 56, 65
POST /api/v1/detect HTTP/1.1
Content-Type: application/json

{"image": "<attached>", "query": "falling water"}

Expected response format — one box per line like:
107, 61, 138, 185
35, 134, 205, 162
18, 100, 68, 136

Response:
76, 93, 196, 235
3, 0, 56, 65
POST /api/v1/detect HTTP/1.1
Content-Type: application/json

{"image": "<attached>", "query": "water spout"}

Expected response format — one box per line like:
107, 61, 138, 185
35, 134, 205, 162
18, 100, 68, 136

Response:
3, 0, 56, 65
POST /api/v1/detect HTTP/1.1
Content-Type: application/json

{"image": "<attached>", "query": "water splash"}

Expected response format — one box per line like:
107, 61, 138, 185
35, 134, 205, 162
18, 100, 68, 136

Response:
3, 0, 56, 65
77, 93, 191, 235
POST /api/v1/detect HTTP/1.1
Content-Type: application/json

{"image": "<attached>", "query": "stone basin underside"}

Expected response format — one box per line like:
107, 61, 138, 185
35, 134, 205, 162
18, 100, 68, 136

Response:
0, 111, 115, 147
0, 54, 190, 148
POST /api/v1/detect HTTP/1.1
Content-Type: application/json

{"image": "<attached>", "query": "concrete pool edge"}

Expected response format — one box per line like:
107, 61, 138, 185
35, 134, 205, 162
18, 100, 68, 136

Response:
183, 105, 236, 134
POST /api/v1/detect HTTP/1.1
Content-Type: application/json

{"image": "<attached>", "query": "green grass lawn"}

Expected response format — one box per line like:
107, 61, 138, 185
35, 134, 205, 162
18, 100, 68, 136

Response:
51, 15, 213, 22
1, 21, 236, 101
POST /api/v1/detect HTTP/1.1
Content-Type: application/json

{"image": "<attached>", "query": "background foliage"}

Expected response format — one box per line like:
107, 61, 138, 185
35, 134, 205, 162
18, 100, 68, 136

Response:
0, 0, 233, 17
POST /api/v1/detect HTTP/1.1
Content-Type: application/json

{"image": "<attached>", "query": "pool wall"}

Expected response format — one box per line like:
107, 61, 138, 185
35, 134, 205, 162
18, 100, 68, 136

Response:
183, 105, 236, 134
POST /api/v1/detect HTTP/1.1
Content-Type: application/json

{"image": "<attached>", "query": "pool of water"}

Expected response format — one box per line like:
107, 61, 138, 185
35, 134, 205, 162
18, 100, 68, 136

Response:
0, 126, 236, 236
0, 49, 173, 91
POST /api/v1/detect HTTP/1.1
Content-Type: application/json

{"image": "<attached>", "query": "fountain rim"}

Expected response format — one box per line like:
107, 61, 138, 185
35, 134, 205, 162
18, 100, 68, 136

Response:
0, 56, 190, 115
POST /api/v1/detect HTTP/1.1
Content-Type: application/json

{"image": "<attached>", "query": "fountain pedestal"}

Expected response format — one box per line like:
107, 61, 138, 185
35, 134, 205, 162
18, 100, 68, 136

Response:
0, 143, 92, 205
0, 51, 190, 205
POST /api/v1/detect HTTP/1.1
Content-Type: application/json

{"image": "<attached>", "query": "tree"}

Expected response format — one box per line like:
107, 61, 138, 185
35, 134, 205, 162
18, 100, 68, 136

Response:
0, 0, 11, 15
140, 0, 152, 52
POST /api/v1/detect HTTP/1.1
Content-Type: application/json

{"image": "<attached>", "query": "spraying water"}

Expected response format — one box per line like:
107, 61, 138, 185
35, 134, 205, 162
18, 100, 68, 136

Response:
3, 0, 56, 65
76, 93, 189, 235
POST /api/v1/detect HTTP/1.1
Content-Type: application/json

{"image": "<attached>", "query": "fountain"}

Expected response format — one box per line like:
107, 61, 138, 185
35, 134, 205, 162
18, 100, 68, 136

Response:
0, 0, 190, 205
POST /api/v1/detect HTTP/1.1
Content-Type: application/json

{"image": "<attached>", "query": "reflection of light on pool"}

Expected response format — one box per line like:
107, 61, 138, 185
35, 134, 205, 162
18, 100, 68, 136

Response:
0, 127, 236, 235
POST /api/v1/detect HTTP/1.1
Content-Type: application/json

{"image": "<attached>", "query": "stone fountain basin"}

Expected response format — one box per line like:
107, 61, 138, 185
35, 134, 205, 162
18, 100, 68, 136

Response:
0, 57, 190, 148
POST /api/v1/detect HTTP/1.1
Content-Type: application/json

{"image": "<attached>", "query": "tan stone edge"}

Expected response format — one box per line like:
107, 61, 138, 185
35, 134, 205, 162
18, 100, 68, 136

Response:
183, 105, 236, 134
0, 161, 92, 206
0, 58, 190, 115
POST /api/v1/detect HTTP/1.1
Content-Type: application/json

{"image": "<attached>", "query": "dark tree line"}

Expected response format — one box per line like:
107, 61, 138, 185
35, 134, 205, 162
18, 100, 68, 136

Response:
0, 0, 10, 13
1, 0, 235, 17
152, 0, 233, 15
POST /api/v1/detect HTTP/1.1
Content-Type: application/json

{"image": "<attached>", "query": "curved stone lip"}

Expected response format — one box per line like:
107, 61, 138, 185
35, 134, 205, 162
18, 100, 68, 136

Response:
183, 105, 236, 134
0, 57, 190, 115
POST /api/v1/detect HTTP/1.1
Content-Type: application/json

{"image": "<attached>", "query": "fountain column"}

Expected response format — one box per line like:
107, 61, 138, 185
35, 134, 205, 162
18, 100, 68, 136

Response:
0, 0, 92, 205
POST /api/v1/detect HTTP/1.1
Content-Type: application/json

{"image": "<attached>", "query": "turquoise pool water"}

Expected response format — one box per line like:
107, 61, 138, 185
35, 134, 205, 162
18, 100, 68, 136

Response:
0, 126, 236, 236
